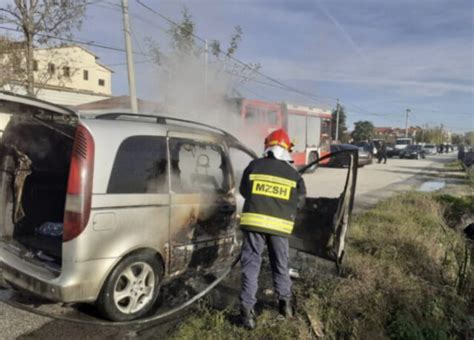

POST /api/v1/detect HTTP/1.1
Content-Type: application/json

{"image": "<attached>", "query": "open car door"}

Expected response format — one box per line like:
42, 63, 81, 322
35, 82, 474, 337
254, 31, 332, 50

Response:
290, 149, 358, 269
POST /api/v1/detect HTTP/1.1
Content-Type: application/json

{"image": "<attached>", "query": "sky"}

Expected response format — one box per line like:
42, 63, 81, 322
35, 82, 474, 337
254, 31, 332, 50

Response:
0, 0, 473, 133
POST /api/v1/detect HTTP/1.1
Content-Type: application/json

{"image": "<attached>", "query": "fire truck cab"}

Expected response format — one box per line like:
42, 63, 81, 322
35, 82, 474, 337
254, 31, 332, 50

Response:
238, 99, 332, 170
284, 103, 332, 169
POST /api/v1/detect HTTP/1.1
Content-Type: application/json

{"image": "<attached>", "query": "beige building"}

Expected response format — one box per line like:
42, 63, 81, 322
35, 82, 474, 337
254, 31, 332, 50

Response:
1, 45, 113, 106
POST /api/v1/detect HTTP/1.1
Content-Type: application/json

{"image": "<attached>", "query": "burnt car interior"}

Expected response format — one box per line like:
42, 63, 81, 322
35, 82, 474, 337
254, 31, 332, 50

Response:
0, 103, 76, 266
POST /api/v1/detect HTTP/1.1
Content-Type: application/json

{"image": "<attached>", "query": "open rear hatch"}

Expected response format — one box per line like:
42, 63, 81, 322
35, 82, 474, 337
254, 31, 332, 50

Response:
0, 92, 79, 268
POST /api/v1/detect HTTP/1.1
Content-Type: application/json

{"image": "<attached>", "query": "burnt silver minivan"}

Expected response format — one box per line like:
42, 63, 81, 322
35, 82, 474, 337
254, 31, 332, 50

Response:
0, 92, 357, 321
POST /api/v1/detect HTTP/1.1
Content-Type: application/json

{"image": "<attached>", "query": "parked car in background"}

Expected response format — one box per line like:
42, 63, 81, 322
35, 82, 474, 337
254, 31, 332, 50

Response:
386, 143, 397, 158
391, 137, 412, 157
329, 144, 372, 167
355, 141, 376, 155
399, 144, 426, 159
423, 144, 437, 155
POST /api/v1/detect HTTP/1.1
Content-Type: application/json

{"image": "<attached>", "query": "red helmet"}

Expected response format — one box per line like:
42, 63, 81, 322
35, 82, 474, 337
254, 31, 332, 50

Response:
264, 129, 293, 151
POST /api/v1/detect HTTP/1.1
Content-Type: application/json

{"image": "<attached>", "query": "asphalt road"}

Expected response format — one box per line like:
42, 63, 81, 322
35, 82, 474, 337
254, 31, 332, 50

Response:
0, 152, 458, 339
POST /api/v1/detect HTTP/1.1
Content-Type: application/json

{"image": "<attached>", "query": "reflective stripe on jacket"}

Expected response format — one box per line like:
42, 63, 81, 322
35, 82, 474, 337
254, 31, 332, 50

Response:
239, 156, 306, 237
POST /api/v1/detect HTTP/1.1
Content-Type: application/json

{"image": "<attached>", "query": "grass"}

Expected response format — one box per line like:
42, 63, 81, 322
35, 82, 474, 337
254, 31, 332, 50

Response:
169, 192, 472, 339
444, 160, 464, 170
444, 159, 474, 187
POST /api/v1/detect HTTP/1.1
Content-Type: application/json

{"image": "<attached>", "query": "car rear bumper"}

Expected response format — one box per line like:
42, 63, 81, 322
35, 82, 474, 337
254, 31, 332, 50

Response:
0, 244, 116, 303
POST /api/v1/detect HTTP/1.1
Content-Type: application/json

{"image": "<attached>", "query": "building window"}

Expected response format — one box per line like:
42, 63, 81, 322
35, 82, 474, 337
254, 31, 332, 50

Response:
98, 79, 105, 86
48, 63, 55, 74
32, 60, 38, 71
63, 66, 70, 77
83, 70, 88, 80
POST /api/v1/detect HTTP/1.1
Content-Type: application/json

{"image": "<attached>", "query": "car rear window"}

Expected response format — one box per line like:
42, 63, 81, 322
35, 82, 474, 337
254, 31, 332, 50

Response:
107, 136, 168, 194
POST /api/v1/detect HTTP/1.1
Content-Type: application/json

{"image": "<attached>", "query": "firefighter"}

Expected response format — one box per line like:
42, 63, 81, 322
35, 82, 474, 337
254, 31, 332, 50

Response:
239, 129, 306, 330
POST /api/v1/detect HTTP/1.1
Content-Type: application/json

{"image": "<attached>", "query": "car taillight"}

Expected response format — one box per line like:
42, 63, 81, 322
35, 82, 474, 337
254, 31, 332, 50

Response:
63, 124, 94, 242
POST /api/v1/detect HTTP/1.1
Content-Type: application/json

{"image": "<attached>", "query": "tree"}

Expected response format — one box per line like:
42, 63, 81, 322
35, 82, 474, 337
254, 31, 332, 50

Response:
146, 6, 260, 105
465, 131, 474, 145
451, 133, 464, 145
0, 0, 87, 96
331, 104, 347, 141
423, 126, 446, 144
0, 36, 26, 91
351, 120, 375, 142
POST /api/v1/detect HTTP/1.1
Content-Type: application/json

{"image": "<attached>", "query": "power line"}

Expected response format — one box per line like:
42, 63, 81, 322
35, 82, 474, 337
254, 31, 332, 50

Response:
134, 0, 336, 105
133, 0, 429, 121
91, 0, 400, 117
0, 26, 143, 54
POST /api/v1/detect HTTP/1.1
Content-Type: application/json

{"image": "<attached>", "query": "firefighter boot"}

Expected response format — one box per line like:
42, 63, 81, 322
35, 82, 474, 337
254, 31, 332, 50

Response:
279, 299, 293, 318
240, 306, 256, 330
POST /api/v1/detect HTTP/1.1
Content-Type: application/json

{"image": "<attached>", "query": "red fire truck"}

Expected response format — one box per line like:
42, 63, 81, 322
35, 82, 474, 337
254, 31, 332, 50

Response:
237, 98, 332, 169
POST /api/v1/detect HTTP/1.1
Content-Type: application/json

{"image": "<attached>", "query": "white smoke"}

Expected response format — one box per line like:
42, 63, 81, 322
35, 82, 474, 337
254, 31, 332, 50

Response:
152, 52, 264, 156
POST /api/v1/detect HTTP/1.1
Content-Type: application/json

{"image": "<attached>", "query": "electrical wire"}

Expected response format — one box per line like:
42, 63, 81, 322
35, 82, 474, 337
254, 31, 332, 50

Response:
0, 26, 147, 55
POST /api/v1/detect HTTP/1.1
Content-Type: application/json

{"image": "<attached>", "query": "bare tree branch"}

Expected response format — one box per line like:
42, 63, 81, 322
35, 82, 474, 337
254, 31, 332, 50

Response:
0, 0, 87, 96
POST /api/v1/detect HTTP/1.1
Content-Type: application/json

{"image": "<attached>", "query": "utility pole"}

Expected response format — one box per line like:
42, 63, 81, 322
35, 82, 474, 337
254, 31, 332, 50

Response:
121, 0, 138, 113
404, 108, 411, 138
204, 39, 208, 96
335, 99, 340, 142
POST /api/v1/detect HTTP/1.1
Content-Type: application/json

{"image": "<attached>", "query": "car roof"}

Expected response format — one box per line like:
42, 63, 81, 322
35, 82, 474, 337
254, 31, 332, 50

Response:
81, 112, 257, 157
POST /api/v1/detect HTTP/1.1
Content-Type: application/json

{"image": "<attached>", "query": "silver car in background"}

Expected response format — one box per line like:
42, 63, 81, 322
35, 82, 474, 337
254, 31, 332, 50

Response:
423, 144, 437, 155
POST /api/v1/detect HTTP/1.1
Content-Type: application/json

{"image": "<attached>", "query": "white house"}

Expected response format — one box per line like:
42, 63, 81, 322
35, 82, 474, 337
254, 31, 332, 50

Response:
1, 45, 113, 106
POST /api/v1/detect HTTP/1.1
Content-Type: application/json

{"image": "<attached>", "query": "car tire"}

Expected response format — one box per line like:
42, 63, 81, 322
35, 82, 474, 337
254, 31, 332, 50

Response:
400, 155, 404, 159
97, 252, 163, 321
305, 152, 319, 174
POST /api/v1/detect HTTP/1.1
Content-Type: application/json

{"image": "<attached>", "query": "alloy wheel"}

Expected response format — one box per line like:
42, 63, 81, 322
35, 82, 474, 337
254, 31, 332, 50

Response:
113, 262, 156, 314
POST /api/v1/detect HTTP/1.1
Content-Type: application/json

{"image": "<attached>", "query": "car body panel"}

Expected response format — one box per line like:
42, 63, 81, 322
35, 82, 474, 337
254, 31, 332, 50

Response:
291, 149, 358, 265
0, 94, 357, 308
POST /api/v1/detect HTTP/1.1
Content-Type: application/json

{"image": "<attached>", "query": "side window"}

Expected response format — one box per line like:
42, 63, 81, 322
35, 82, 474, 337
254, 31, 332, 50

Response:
245, 106, 264, 125
108, 136, 168, 194
267, 110, 279, 125
169, 138, 229, 194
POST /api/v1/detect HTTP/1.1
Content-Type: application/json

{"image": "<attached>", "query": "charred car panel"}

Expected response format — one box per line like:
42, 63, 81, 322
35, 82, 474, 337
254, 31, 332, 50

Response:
290, 150, 358, 266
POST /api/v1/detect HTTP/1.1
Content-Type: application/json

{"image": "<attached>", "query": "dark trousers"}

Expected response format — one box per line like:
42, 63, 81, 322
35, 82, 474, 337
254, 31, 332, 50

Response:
378, 153, 387, 163
240, 230, 292, 309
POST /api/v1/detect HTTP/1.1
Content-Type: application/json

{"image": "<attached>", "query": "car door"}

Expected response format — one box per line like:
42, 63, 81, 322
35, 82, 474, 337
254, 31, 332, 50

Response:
167, 132, 236, 276
289, 148, 358, 269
